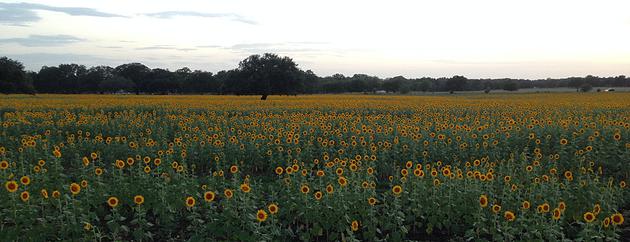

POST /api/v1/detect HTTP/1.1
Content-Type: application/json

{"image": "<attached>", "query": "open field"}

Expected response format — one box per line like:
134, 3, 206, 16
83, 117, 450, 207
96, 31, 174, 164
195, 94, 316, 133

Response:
405, 87, 630, 95
0, 93, 628, 241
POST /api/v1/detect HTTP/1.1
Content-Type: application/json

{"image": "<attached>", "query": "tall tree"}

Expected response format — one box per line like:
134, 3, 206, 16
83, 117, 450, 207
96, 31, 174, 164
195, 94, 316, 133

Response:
57, 64, 87, 92
84, 66, 115, 92
114, 63, 150, 94
34, 66, 63, 93
232, 53, 302, 100
0, 57, 34, 94
383, 76, 408, 93
446, 75, 468, 92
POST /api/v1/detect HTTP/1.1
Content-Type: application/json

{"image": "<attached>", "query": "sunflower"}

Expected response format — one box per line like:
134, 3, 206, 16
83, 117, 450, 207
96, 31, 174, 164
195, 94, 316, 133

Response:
325, 184, 334, 194
521, 200, 530, 210
70, 183, 81, 195
593, 203, 601, 215
368, 197, 377, 206
126, 157, 135, 166
442, 168, 451, 177
314, 191, 323, 200
274, 166, 284, 175
412, 168, 421, 177
603, 217, 611, 228
367, 167, 374, 175
230, 165, 238, 174
392, 185, 402, 196
204, 191, 215, 202
52, 149, 61, 158
611, 213, 624, 225
256, 209, 268, 222
115, 160, 125, 169
224, 189, 234, 199
153, 158, 161, 166
479, 195, 488, 208
107, 196, 119, 208
430, 169, 438, 177
240, 183, 251, 193
400, 169, 408, 177
613, 133, 621, 141
90, 152, 98, 160
504, 211, 515, 221
316, 170, 325, 177
20, 176, 30, 185
84, 222, 93, 231
349, 164, 358, 172
486, 173, 494, 181
564, 171, 573, 181
526, 165, 533, 172
338, 177, 348, 186
541, 203, 550, 213
492, 204, 502, 213
351, 220, 359, 232
134, 195, 145, 205
185, 196, 195, 207
41, 189, 49, 199
336, 168, 344, 176
552, 208, 562, 220
95, 167, 103, 176
560, 138, 568, 145
583, 212, 596, 223
80, 180, 88, 188
433, 179, 441, 186
144, 166, 151, 173
0, 160, 9, 170
300, 185, 310, 194
52, 190, 60, 198
20, 191, 30, 202
268, 203, 279, 214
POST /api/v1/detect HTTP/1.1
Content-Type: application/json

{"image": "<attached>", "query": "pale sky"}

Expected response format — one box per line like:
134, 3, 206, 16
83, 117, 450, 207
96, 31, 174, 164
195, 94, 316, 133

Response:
1, 0, 629, 79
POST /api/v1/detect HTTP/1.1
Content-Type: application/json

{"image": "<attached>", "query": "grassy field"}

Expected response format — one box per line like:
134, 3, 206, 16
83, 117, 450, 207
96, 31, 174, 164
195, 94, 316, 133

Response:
0, 93, 628, 241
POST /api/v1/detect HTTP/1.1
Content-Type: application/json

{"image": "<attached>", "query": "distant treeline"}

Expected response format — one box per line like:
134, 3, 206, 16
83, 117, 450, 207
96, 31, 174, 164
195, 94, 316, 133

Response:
1, 55, 629, 95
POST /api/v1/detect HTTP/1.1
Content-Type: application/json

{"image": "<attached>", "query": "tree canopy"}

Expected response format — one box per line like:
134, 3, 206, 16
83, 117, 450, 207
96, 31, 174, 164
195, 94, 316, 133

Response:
0, 57, 34, 94
1, 54, 629, 95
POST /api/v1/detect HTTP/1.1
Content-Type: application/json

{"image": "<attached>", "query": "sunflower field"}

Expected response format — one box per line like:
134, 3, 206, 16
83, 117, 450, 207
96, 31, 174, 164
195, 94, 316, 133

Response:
0, 93, 628, 241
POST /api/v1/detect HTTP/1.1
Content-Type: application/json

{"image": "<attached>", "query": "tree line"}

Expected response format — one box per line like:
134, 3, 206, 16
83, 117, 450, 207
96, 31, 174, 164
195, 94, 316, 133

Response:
1, 54, 629, 96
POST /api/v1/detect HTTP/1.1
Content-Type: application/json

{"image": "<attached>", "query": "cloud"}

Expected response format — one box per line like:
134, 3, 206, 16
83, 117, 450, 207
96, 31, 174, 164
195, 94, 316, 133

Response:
144, 11, 256, 25
7, 53, 118, 71
0, 34, 85, 47
227, 42, 332, 55
135, 45, 197, 52
0, 2, 125, 26
100, 46, 123, 49
196, 45, 222, 48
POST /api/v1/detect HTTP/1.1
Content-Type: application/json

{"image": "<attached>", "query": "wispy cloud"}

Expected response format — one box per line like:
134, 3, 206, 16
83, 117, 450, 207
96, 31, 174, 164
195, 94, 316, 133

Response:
228, 42, 332, 55
100, 46, 123, 49
135, 45, 197, 52
196, 45, 222, 48
0, 34, 85, 47
144, 11, 256, 25
0, 2, 125, 26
